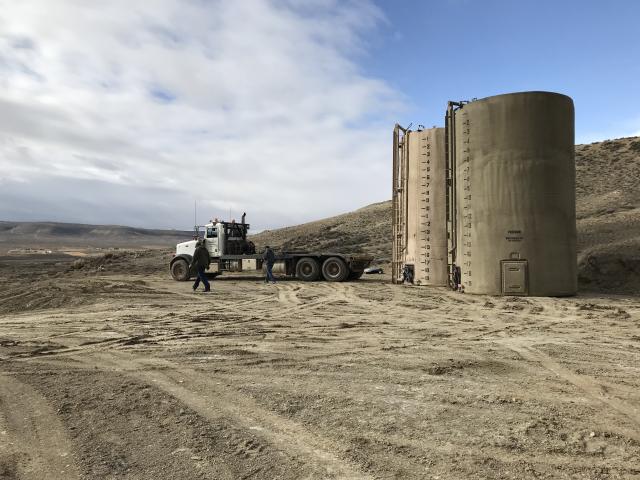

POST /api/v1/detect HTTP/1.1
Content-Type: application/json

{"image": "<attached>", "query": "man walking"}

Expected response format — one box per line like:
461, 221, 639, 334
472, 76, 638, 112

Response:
263, 245, 276, 284
191, 239, 211, 292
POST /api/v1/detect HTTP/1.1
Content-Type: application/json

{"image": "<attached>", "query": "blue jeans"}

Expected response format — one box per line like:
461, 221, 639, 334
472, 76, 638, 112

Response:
265, 263, 275, 282
193, 267, 210, 290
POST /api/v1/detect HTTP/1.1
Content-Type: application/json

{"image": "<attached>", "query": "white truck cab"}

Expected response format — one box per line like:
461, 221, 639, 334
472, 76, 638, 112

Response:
175, 222, 225, 258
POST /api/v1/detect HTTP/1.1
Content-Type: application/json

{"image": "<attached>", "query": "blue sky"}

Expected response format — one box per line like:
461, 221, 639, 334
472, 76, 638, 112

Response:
0, 0, 637, 230
370, 0, 640, 142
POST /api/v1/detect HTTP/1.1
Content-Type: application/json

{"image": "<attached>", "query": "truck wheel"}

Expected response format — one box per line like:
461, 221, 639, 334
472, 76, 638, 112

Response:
295, 257, 320, 281
347, 270, 364, 281
171, 258, 190, 281
322, 257, 349, 282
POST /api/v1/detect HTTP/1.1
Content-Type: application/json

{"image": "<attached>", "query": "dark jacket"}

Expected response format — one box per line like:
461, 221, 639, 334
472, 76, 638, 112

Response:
192, 244, 211, 270
263, 247, 276, 266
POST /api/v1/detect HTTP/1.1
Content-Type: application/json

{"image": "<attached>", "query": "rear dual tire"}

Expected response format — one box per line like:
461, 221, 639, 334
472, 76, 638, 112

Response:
296, 257, 321, 281
321, 257, 349, 282
296, 256, 351, 282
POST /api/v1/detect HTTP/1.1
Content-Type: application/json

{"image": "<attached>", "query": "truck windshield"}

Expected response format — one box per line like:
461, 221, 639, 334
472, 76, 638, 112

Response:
206, 227, 217, 238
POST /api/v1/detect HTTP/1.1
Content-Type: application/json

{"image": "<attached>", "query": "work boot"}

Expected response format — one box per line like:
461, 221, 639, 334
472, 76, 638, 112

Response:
204, 287, 211, 292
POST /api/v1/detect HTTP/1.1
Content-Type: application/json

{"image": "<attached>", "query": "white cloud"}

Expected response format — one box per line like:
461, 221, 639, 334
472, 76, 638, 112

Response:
0, 0, 401, 230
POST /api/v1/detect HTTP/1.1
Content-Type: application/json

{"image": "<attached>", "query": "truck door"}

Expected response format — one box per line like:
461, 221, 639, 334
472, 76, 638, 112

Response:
205, 225, 221, 256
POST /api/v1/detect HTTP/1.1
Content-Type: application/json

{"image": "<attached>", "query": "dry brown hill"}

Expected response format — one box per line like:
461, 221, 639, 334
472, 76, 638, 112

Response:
0, 221, 192, 254
574, 137, 640, 292
253, 136, 640, 293
251, 201, 391, 262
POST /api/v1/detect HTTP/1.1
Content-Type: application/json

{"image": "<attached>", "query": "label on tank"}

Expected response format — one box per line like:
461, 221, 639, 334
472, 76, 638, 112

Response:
506, 230, 523, 242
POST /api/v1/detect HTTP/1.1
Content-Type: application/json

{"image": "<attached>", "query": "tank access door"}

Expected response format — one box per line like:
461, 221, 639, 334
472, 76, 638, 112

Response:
501, 260, 528, 295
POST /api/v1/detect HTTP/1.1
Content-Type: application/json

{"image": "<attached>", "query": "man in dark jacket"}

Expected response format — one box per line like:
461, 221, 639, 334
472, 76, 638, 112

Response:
263, 246, 276, 283
191, 239, 211, 292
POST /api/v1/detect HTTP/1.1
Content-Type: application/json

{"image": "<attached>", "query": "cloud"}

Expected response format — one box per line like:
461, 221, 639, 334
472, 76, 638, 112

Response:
0, 0, 401, 230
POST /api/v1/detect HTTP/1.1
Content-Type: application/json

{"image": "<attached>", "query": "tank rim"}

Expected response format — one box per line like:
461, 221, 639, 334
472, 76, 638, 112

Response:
462, 90, 573, 105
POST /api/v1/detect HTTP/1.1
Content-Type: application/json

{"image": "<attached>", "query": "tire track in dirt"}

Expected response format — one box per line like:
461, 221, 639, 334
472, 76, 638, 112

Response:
0, 374, 81, 480
235, 281, 381, 318
501, 338, 640, 440
140, 277, 375, 318
276, 295, 341, 316
281, 282, 375, 317
276, 284, 302, 306
1, 336, 142, 361
0, 290, 38, 305
347, 282, 450, 317
84, 351, 372, 479
138, 277, 281, 312
2, 314, 268, 362
317, 282, 360, 305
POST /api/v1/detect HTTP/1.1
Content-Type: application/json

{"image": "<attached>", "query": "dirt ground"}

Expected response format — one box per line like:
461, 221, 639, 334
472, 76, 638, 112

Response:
1, 254, 639, 479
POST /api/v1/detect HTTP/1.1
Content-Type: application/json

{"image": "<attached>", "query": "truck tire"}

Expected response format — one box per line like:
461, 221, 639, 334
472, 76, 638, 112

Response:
347, 270, 364, 281
171, 258, 190, 281
322, 257, 349, 282
295, 257, 320, 281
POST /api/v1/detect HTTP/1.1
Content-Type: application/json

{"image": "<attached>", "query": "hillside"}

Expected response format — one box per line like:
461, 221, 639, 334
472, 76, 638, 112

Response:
253, 136, 640, 293
251, 201, 391, 262
574, 137, 640, 292
0, 221, 192, 253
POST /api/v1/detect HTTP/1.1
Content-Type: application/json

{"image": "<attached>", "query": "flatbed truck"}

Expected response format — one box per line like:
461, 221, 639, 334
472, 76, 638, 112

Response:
170, 216, 373, 282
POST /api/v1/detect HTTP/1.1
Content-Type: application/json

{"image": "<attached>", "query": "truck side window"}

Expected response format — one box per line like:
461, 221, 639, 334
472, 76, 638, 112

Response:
206, 227, 217, 238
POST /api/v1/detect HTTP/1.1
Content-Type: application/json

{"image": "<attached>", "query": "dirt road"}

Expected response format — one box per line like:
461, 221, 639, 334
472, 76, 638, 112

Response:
1, 263, 639, 479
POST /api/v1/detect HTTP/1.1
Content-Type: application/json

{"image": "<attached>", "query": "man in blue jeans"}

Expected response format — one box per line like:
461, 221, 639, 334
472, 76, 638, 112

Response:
190, 239, 211, 292
263, 245, 276, 283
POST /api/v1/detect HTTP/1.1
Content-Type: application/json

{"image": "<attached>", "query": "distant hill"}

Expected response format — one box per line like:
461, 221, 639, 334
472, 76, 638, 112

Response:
253, 136, 640, 293
0, 221, 192, 253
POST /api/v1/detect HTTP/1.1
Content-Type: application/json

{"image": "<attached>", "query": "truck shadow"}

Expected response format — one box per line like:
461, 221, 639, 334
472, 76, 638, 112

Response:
205, 274, 389, 284
206, 274, 296, 282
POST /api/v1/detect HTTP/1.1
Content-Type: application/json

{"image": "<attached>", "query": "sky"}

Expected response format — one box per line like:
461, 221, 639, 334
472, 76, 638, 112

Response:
1, 0, 638, 231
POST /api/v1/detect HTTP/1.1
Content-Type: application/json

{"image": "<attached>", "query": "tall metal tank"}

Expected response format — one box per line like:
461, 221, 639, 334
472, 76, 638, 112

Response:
392, 126, 447, 285
448, 91, 576, 296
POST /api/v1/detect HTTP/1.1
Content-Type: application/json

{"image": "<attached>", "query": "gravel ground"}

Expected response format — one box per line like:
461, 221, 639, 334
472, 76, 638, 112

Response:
1, 255, 639, 479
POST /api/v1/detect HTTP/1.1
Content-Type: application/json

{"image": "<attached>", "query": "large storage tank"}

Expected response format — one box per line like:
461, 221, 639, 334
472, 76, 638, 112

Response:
392, 126, 447, 285
449, 91, 576, 296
